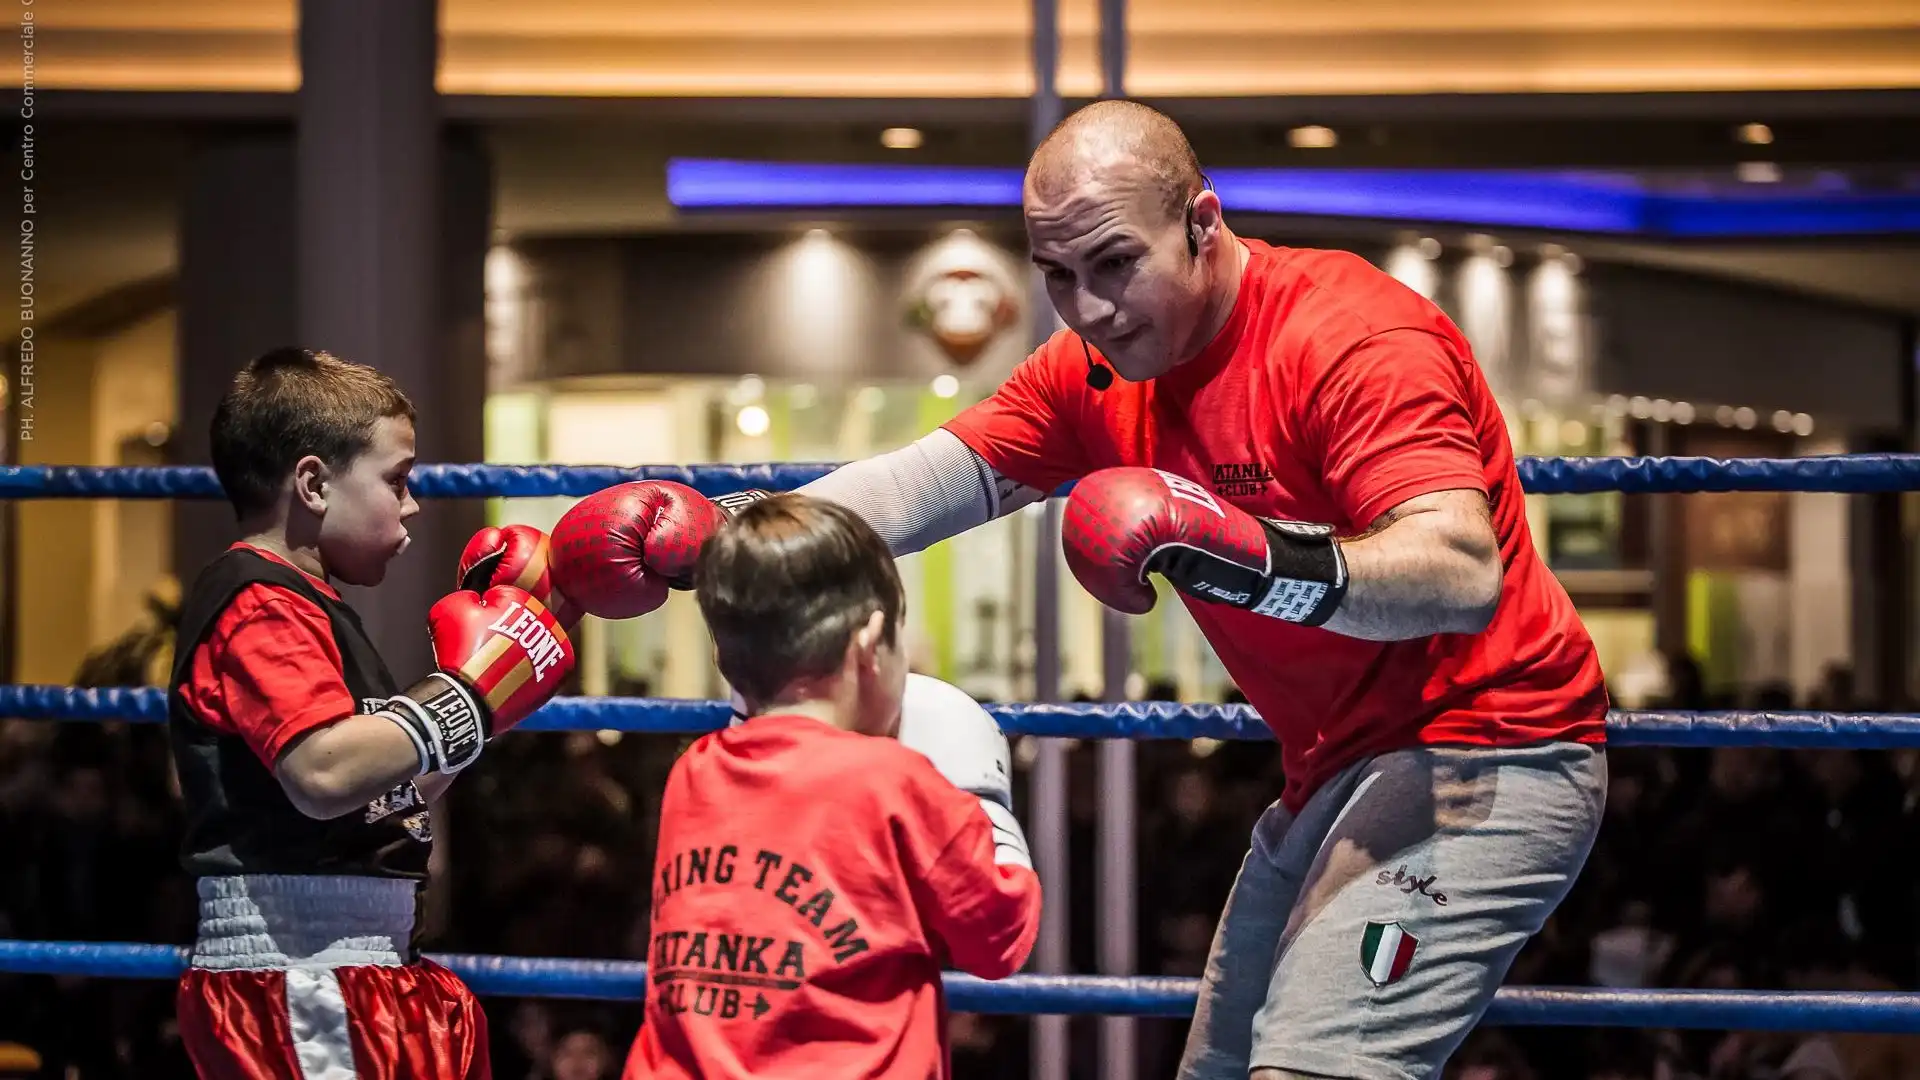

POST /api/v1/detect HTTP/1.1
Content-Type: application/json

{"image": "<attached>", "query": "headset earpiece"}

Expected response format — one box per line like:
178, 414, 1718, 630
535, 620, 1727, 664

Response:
1186, 174, 1215, 259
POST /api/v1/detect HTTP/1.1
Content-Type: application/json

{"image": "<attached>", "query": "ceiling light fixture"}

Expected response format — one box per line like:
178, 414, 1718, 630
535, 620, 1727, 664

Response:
1288, 125, 1338, 149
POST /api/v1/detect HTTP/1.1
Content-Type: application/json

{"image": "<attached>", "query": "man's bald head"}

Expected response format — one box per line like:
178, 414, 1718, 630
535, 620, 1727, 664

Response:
1023, 101, 1234, 384
1027, 100, 1204, 224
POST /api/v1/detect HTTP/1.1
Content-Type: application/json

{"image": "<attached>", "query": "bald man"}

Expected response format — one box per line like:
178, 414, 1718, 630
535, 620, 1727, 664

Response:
594, 100, 1608, 1079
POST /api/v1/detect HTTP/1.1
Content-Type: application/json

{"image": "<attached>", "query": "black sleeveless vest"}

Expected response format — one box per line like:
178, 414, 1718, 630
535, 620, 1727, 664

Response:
168, 547, 432, 880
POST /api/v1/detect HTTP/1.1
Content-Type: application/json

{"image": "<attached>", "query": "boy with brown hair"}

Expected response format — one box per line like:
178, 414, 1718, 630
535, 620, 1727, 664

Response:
623, 493, 1042, 1080
170, 347, 584, 1079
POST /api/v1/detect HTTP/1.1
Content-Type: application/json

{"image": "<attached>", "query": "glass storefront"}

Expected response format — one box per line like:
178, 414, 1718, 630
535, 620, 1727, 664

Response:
486, 374, 1046, 701
1509, 399, 1659, 704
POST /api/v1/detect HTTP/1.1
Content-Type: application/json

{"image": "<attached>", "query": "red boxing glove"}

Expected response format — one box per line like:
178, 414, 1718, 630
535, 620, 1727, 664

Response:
382, 586, 575, 775
1062, 466, 1349, 626
458, 524, 581, 629
549, 482, 773, 620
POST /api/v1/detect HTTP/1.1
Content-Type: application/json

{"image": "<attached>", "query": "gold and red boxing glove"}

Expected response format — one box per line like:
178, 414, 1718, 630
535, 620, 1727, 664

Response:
459, 524, 582, 630
383, 585, 576, 775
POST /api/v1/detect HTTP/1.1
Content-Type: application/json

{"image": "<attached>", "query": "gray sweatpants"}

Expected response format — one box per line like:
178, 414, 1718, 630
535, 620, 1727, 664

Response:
1177, 741, 1606, 1080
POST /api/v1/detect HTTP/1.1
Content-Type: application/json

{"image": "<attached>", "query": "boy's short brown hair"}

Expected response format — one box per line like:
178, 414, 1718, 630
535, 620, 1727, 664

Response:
695, 494, 905, 707
211, 347, 416, 517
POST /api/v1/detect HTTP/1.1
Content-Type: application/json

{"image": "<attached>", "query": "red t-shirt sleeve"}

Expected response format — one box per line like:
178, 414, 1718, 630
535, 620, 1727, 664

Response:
895, 762, 1043, 980
195, 584, 357, 768
941, 333, 1090, 495
1305, 328, 1491, 528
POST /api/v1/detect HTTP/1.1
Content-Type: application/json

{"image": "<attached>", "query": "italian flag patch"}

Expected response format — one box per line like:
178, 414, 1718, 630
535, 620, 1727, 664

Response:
1361, 921, 1418, 985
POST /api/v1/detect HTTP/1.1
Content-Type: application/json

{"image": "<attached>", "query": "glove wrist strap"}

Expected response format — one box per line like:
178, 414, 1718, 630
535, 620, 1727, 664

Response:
977, 799, 1033, 871
382, 672, 488, 775
1148, 519, 1349, 626
712, 489, 774, 517
1249, 520, 1349, 627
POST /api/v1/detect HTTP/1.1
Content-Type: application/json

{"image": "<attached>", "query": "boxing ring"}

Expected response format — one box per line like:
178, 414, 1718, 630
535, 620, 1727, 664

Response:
2, 456, 1919, 1041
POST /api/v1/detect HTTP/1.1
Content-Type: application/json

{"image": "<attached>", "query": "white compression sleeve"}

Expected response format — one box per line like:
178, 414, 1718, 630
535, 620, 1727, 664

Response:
797, 428, 1045, 556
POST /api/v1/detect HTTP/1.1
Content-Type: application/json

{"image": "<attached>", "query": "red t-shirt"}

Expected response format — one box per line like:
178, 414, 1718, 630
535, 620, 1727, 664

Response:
625, 714, 1042, 1080
945, 239, 1608, 811
176, 542, 357, 768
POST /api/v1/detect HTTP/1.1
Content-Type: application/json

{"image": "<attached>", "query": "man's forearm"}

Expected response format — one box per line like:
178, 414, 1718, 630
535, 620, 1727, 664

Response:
1319, 500, 1503, 642
797, 429, 1039, 556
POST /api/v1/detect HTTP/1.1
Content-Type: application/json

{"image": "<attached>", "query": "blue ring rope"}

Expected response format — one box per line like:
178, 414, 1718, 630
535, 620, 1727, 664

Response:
5, 686, 1918, 747
5, 458, 1912, 1034
6, 455, 1920, 499
0, 941, 1913, 1031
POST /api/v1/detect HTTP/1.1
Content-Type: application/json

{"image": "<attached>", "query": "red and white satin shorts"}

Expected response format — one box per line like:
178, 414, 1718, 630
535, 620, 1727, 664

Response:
175, 875, 490, 1080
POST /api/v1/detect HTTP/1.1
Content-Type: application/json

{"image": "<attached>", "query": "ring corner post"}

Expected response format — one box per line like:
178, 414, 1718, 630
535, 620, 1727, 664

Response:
1094, 2, 1139, 1076
1029, 0, 1073, 1076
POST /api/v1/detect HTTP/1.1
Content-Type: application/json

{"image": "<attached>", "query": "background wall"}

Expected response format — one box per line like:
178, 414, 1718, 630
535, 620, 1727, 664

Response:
517, 227, 1913, 438
90, 311, 178, 656
13, 336, 99, 684
10, 310, 178, 685
522, 228, 1037, 389
1588, 263, 1907, 433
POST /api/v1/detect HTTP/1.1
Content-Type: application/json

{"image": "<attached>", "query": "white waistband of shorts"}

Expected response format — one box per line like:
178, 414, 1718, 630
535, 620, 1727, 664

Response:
190, 875, 416, 972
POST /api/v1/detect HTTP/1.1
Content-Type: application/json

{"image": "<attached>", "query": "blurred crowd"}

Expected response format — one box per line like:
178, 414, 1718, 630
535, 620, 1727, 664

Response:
2, 604, 1918, 1079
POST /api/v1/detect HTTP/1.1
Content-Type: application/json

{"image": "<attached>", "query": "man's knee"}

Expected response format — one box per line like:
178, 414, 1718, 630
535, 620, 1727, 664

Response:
1250, 1069, 1351, 1080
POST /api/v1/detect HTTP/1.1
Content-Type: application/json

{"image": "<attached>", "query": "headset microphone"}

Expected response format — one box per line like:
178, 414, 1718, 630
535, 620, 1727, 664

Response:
1081, 339, 1113, 391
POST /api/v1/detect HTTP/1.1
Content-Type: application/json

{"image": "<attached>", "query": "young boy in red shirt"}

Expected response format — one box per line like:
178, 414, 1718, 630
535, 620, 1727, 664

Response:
623, 494, 1043, 1079
169, 347, 580, 1079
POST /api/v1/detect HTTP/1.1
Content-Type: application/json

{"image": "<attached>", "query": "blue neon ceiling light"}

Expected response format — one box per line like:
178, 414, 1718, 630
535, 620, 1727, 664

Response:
1646, 193, 1920, 238
1208, 169, 1647, 233
667, 160, 1023, 209
665, 158, 1920, 238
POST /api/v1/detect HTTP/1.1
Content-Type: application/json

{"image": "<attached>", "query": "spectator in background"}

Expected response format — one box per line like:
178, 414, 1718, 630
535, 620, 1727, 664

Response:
1586, 900, 1675, 990
1794, 748, 1913, 982
1571, 748, 1679, 923
1145, 767, 1239, 913
949, 1012, 1030, 1077
1809, 663, 1856, 711
494, 1001, 555, 1080
551, 1026, 616, 1080
1775, 1038, 1849, 1080
1576, 1029, 1665, 1080
1753, 681, 1795, 711
1655, 747, 1809, 932
1698, 857, 1769, 947
1444, 1031, 1537, 1080
1658, 652, 1707, 710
